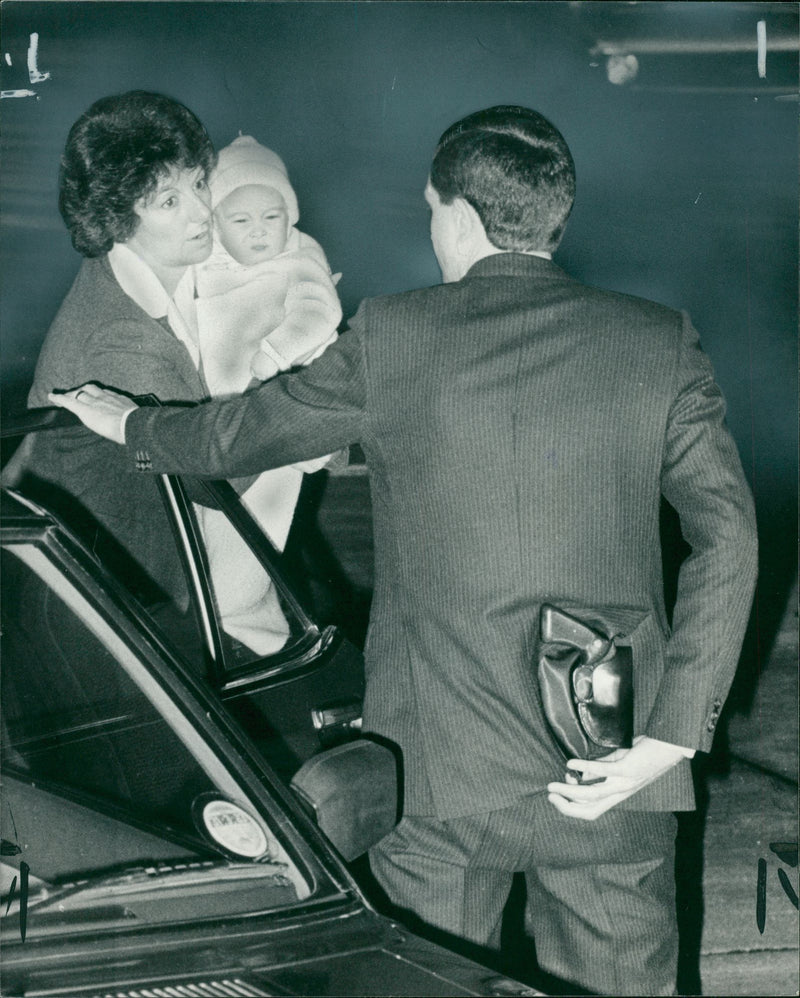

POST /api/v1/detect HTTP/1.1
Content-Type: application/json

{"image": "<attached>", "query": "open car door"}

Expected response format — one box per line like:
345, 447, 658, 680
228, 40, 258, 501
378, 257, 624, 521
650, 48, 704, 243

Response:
2, 405, 396, 861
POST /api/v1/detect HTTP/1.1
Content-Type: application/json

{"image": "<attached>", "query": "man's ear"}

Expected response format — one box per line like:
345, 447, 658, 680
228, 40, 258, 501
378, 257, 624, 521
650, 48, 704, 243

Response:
452, 196, 487, 247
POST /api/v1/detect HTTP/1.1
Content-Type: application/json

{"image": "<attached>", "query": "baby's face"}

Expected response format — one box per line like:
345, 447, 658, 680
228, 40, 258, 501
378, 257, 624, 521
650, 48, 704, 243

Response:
214, 184, 289, 265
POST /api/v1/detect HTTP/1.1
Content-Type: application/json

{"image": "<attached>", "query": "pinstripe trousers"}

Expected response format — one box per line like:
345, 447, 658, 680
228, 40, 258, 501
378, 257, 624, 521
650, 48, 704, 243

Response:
369, 793, 678, 996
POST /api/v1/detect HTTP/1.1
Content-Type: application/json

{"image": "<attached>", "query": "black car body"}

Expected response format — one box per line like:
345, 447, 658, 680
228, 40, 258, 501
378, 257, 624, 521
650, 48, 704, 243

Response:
0, 413, 542, 997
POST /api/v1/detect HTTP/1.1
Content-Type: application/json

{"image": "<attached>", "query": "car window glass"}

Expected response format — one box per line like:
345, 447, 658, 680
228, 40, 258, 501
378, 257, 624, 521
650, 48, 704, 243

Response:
122, 478, 317, 679
194, 500, 301, 665
0, 542, 311, 920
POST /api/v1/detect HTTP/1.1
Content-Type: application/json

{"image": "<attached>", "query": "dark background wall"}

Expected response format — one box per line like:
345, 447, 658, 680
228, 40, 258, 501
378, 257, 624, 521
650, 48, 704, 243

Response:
1, 1, 797, 669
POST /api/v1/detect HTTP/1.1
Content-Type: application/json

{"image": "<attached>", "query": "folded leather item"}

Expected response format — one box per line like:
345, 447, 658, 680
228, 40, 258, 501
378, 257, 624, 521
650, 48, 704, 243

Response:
538, 604, 633, 761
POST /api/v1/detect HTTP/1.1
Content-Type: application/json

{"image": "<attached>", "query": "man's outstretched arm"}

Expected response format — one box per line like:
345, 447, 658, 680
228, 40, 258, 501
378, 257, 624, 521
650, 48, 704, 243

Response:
50, 315, 368, 480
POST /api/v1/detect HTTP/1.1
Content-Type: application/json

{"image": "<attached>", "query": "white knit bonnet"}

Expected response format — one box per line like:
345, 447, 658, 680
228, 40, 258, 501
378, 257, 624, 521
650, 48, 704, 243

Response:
209, 135, 299, 226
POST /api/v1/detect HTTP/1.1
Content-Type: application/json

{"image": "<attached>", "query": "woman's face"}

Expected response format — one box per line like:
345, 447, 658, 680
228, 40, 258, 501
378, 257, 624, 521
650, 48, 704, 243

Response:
125, 165, 213, 286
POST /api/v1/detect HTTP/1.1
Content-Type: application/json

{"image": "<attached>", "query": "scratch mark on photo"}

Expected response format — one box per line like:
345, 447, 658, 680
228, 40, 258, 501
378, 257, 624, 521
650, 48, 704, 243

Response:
27, 32, 50, 84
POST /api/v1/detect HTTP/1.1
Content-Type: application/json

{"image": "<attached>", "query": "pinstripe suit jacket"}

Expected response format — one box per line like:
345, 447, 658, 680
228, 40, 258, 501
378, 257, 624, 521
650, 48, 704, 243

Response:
125, 253, 758, 820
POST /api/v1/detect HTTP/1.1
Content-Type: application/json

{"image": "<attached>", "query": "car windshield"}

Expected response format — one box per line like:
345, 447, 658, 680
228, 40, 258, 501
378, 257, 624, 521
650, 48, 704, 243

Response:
0, 538, 316, 937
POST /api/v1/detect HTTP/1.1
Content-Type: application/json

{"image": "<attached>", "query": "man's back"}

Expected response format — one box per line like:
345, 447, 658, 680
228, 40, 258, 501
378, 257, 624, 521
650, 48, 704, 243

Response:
357, 252, 755, 819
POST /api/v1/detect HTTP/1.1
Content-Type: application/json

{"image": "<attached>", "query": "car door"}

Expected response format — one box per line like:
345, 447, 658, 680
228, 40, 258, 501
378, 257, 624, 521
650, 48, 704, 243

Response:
153, 470, 368, 784
1, 406, 369, 785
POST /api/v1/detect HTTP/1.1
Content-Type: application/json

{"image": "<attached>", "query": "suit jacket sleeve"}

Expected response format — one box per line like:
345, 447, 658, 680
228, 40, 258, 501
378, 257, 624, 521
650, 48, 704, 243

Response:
645, 312, 758, 752
84, 317, 206, 402
125, 305, 368, 479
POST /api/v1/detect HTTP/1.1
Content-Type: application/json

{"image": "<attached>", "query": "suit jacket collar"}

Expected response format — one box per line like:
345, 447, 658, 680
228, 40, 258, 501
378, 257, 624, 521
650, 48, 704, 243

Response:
464, 251, 570, 282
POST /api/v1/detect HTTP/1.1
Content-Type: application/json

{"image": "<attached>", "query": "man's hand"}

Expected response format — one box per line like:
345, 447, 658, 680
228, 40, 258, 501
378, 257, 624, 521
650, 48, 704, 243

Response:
48, 384, 136, 444
547, 735, 690, 820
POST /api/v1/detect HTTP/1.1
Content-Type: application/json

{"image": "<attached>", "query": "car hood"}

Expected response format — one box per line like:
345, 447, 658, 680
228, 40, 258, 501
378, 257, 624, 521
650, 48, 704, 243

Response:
1, 903, 542, 997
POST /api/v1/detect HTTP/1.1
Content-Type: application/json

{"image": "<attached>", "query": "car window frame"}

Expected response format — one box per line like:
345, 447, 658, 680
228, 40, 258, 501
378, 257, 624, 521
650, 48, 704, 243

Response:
159, 472, 341, 694
1, 406, 346, 696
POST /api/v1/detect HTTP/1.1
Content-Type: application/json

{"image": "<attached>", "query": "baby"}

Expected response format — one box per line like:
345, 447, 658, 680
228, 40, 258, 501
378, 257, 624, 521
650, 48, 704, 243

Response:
193, 136, 342, 657
196, 135, 342, 396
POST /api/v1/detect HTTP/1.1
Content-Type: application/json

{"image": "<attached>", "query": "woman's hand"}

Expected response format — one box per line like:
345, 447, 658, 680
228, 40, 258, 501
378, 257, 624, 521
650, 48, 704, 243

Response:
48, 384, 136, 444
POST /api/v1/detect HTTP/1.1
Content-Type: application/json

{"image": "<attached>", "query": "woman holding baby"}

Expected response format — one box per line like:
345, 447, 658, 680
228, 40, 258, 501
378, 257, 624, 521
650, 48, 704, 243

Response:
18, 90, 341, 655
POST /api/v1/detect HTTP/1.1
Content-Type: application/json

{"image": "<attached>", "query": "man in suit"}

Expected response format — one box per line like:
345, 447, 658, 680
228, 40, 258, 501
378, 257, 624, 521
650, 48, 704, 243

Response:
52, 106, 757, 996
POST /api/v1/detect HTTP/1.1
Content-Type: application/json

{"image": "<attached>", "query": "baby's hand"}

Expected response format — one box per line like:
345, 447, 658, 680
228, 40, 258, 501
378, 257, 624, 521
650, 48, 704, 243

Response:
251, 351, 280, 381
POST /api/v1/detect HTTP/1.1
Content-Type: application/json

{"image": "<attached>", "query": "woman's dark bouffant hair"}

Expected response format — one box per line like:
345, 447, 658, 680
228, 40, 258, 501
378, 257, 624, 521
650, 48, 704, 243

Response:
58, 91, 217, 257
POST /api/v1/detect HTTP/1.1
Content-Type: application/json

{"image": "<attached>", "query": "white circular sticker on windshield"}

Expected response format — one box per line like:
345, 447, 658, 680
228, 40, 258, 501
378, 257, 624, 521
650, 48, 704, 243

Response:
200, 799, 270, 859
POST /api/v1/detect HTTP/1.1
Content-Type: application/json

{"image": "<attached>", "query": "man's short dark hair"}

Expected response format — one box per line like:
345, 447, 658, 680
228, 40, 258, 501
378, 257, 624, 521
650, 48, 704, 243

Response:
58, 91, 216, 257
430, 105, 576, 253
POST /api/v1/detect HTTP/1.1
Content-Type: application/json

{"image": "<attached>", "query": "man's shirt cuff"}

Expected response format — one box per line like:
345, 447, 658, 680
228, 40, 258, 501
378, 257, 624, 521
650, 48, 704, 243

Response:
120, 406, 134, 443
657, 738, 696, 759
